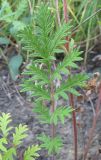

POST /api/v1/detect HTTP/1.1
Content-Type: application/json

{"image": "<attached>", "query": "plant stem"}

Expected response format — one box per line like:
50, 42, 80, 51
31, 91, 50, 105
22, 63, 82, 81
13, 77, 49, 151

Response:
63, 0, 69, 50
55, 0, 61, 26
63, 1, 78, 160
63, 0, 69, 23
50, 81, 56, 138
50, 66, 56, 160
69, 93, 78, 160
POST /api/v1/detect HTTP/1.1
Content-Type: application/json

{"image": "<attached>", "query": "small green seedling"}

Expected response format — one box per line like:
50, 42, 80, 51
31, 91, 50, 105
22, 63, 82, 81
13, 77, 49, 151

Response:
0, 112, 40, 160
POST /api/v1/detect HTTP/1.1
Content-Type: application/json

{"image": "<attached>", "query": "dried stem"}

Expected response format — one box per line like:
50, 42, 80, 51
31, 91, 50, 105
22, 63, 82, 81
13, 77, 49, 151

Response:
83, 84, 101, 160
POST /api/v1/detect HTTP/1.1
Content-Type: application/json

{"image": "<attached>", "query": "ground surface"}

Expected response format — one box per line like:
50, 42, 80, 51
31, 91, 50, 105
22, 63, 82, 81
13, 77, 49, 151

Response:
0, 41, 101, 160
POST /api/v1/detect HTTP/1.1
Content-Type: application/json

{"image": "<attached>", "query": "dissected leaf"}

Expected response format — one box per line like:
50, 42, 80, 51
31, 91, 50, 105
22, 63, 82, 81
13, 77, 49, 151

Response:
0, 113, 12, 137
20, 82, 50, 101
23, 63, 49, 84
13, 124, 28, 146
50, 107, 73, 125
0, 138, 7, 152
33, 102, 51, 124
38, 134, 63, 154
24, 145, 41, 160
55, 73, 89, 99
2, 148, 16, 160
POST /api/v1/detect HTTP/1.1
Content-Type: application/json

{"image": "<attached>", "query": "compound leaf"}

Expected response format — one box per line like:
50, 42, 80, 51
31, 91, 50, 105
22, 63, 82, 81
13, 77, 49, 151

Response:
38, 134, 63, 155
50, 107, 73, 125
2, 148, 16, 160
24, 145, 41, 160
13, 124, 28, 146
0, 113, 12, 137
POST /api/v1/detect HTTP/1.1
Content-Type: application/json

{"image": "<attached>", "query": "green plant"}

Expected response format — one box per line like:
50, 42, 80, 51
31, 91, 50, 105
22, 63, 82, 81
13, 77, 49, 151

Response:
19, 4, 88, 160
0, 112, 40, 160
